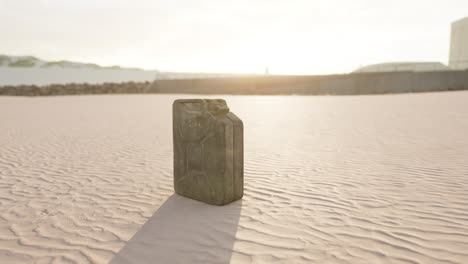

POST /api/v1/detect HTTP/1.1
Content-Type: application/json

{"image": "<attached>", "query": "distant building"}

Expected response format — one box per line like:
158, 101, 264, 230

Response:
354, 62, 449, 73
449, 17, 468, 70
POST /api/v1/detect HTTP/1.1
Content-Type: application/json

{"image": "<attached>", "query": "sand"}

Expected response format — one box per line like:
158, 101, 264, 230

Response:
0, 92, 467, 264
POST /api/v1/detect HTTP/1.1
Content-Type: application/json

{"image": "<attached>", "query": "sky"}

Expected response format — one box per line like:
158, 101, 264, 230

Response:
1, 0, 467, 74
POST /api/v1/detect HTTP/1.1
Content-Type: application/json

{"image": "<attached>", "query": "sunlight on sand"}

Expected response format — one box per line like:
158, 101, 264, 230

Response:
0, 92, 467, 263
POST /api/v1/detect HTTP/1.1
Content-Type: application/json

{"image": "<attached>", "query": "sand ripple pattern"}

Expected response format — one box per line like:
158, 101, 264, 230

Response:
1, 93, 468, 263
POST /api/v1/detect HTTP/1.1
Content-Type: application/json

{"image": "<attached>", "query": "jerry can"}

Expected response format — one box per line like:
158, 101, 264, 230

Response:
173, 99, 243, 205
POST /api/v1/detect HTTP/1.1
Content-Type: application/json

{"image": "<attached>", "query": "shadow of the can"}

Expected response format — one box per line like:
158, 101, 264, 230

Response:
111, 194, 242, 264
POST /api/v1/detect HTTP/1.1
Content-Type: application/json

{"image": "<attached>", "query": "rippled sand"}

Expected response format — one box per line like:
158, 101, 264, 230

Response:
0, 92, 467, 264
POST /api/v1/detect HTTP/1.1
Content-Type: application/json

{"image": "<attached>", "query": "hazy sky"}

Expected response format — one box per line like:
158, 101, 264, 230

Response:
1, 0, 467, 74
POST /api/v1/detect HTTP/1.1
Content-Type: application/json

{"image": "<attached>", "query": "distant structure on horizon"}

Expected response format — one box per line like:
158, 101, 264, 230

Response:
356, 16, 468, 73
354, 62, 449, 73
449, 16, 468, 70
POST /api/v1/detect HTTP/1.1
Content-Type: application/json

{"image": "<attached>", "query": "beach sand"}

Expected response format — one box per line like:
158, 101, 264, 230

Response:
0, 92, 467, 263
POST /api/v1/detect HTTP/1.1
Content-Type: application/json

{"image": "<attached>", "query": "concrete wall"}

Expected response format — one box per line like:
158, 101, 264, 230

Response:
147, 70, 468, 95
450, 17, 468, 70
2, 70, 468, 96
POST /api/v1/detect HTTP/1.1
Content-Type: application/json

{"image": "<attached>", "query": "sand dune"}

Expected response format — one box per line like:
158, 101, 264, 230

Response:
0, 92, 467, 263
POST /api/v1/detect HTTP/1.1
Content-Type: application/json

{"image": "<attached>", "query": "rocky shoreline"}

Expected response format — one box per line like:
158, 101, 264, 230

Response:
0, 81, 152, 96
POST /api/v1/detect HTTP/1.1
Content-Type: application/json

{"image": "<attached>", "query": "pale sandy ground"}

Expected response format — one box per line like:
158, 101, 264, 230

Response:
0, 92, 467, 264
